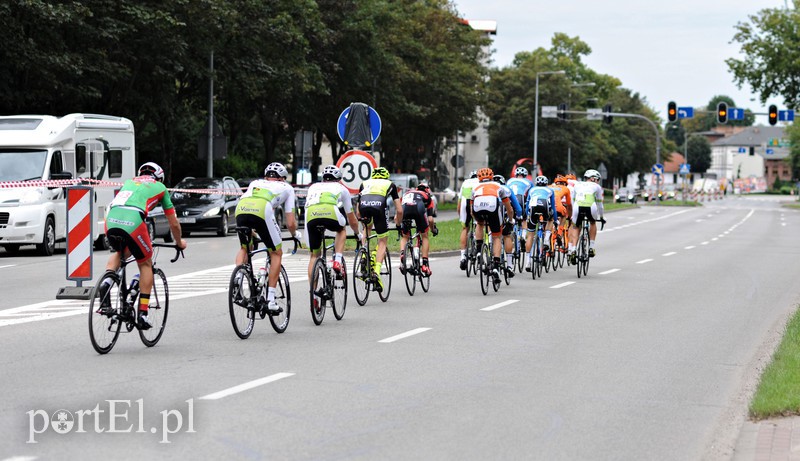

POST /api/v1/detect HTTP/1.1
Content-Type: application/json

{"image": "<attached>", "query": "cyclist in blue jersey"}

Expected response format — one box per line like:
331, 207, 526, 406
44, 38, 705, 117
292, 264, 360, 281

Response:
506, 167, 533, 219
524, 175, 559, 272
494, 174, 522, 277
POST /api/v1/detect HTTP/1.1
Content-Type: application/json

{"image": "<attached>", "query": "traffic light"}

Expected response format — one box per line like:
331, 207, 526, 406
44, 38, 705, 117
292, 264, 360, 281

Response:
667, 101, 677, 122
558, 103, 568, 122
769, 105, 778, 125
603, 104, 613, 124
717, 102, 728, 124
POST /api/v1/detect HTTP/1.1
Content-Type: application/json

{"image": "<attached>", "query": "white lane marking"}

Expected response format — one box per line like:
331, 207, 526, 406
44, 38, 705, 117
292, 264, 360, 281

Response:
695, 219, 704, 222
662, 252, 676, 257
636, 259, 653, 264
711, 237, 719, 241
0, 264, 16, 269
782, 223, 787, 226
602, 209, 692, 233
550, 282, 575, 289
378, 327, 431, 343
685, 246, 696, 250
599, 268, 620, 275
199, 373, 295, 400
480, 299, 519, 311
2, 457, 38, 461
701, 241, 709, 245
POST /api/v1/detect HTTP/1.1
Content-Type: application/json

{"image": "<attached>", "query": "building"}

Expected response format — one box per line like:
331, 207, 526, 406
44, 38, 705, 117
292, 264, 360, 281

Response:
709, 126, 789, 190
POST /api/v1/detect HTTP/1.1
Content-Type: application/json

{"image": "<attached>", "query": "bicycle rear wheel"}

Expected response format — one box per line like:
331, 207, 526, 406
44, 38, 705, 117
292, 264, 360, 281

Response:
332, 261, 347, 321
228, 265, 255, 339
353, 248, 370, 306
419, 249, 430, 293
515, 231, 525, 273
531, 234, 540, 280
139, 268, 169, 347
403, 242, 416, 296
479, 244, 490, 295
88, 272, 122, 354
310, 258, 326, 325
269, 265, 291, 333
378, 251, 392, 302
465, 232, 474, 278
577, 227, 589, 278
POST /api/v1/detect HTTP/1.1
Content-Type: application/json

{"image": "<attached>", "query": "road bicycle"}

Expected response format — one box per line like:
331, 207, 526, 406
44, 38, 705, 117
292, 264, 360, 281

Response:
512, 220, 526, 273
353, 230, 392, 305
477, 234, 502, 295
228, 227, 297, 339
551, 219, 569, 270
399, 220, 434, 296
88, 241, 183, 354
464, 220, 479, 278
309, 225, 349, 325
526, 214, 549, 279
575, 216, 606, 278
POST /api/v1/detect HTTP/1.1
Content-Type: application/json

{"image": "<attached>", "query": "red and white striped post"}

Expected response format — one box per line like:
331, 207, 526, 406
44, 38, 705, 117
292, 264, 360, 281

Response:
66, 186, 93, 282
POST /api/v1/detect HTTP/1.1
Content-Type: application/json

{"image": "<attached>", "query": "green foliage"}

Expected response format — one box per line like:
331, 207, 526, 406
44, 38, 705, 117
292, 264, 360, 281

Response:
750, 307, 800, 419
687, 136, 712, 173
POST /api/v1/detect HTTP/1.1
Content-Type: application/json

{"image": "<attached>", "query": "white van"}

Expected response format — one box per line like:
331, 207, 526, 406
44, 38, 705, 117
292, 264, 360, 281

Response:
0, 114, 136, 255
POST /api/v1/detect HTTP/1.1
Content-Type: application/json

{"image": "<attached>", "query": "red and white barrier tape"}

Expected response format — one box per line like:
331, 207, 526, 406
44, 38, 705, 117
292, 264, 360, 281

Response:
0, 178, 242, 195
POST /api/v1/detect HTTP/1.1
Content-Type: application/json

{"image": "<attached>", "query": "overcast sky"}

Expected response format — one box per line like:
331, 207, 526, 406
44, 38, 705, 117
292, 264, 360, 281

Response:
452, 0, 788, 124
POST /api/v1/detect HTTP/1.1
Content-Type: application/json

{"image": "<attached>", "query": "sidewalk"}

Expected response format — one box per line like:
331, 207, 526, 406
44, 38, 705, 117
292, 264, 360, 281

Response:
733, 416, 800, 460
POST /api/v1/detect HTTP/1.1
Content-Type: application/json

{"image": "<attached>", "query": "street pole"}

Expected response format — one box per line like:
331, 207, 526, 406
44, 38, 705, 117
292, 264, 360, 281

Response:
533, 70, 565, 176
207, 50, 214, 178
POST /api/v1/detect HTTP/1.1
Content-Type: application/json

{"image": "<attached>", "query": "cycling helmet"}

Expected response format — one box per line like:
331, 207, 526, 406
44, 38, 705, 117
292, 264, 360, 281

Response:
476, 167, 494, 182
493, 174, 506, 185
535, 175, 549, 187
417, 183, 431, 193
584, 169, 601, 181
565, 173, 577, 181
371, 167, 390, 180
322, 165, 342, 181
469, 170, 478, 179
514, 167, 528, 177
554, 174, 567, 185
264, 162, 288, 179
138, 162, 164, 182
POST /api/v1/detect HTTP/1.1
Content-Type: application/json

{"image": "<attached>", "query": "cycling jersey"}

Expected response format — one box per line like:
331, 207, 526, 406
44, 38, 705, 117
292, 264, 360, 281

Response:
235, 179, 296, 251
304, 181, 353, 251
506, 177, 532, 206
105, 176, 175, 261
549, 183, 572, 218
358, 178, 399, 237
401, 189, 434, 234
458, 177, 480, 225
471, 181, 511, 235
525, 186, 557, 229
571, 180, 605, 225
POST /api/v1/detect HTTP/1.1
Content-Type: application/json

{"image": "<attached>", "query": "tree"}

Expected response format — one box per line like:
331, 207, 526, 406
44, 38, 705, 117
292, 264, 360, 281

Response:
686, 136, 712, 173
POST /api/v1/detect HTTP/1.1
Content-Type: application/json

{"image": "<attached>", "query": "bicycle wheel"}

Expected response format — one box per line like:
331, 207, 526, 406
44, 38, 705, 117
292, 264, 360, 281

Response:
378, 251, 392, 302
88, 271, 122, 354
502, 250, 510, 286
515, 231, 525, 273
419, 249, 430, 294
310, 258, 326, 325
581, 229, 590, 277
577, 227, 589, 278
479, 243, 490, 295
353, 248, 370, 306
465, 232, 474, 278
531, 233, 540, 280
139, 267, 169, 347
332, 260, 347, 321
403, 242, 416, 296
228, 265, 255, 339
268, 265, 291, 333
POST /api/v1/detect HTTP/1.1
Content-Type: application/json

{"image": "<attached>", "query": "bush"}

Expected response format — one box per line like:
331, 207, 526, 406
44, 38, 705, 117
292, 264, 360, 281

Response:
780, 185, 794, 195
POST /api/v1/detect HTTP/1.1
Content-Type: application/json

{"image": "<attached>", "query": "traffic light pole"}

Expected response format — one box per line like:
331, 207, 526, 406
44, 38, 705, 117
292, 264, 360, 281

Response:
557, 108, 662, 205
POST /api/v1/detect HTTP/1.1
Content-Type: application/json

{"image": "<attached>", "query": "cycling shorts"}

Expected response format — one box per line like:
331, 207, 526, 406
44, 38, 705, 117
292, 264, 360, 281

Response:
401, 202, 429, 235
526, 204, 552, 231
105, 207, 152, 262
236, 209, 281, 252
473, 208, 503, 236
458, 199, 473, 227
359, 203, 390, 237
572, 205, 599, 227
305, 217, 344, 252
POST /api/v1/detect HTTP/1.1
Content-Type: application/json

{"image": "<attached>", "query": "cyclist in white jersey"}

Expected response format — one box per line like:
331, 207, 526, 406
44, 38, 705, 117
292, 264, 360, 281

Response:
568, 169, 605, 263
458, 170, 480, 270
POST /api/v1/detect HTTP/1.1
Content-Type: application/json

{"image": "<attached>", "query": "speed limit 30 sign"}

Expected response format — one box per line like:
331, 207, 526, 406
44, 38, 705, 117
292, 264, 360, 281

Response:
336, 150, 378, 193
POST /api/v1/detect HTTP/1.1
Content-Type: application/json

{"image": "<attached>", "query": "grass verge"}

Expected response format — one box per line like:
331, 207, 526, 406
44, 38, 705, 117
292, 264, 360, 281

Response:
750, 307, 800, 419
342, 219, 465, 253
782, 203, 800, 210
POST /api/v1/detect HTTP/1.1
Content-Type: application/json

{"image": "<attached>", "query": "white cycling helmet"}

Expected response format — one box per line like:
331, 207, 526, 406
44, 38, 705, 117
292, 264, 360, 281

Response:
138, 162, 164, 182
322, 165, 342, 181
584, 169, 601, 181
535, 175, 549, 186
515, 167, 528, 177
264, 162, 288, 179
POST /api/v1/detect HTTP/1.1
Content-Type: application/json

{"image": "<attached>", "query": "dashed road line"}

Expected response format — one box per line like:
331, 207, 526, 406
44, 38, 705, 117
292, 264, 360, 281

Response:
480, 299, 519, 311
550, 282, 575, 289
199, 373, 295, 400
0, 264, 16, 270
662, 252, 676, 257
378, 328, 431, 343
598, 269, 620, 275
685, 246, 696, 250
701, 241, 709, 245
636, 259, 653, 264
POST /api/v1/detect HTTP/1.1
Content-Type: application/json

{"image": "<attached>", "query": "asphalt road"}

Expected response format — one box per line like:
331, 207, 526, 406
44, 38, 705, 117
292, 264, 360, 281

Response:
1, 195, 799, 460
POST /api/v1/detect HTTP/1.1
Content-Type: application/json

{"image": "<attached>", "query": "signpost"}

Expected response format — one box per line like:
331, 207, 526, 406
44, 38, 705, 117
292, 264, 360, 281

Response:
728, 108, 745, 121
779, 110, 795, 122
652, 163, 664, 176
677, 107, 694, 119
336, 150, 377, 194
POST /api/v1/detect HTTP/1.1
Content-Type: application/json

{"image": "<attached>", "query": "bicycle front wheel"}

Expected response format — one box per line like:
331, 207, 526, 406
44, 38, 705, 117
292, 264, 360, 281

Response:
310, 258, 326, 325
378, 251, 392, 302
268, 265, 291, 333
88, 272, 122, 354
353, 248, 370, 306
465, 232, 474, 278
332, 260, 347, 321
419, 251, 430, 293
479, 244, 490, 295
403, 242, 416, 296
228, 265, 255, 339
139, 267, 169, 347
577, 228, 589, 278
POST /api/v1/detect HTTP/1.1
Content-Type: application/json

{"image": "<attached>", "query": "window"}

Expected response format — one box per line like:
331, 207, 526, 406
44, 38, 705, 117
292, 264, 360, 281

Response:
75, 145, 87, 175
49, 151, 64, 176
108, 149, 123, 178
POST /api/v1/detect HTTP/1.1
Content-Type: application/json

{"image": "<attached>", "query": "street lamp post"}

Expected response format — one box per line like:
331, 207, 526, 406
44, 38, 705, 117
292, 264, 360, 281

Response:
566, 82, 596, 174
533, 70, 566, 176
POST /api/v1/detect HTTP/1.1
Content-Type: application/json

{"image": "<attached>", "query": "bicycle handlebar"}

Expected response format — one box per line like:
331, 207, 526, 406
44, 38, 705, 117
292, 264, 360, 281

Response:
152, 243, 185, 263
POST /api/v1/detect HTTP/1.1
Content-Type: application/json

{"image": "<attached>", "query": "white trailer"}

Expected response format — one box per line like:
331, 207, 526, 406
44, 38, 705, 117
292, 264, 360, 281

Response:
0, 114, 136, 255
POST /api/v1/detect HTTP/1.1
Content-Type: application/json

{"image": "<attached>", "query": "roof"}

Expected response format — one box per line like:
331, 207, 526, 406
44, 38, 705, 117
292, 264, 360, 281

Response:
711, 126, 786, 147
461, 19, 497, 35
663, 152, 685, 173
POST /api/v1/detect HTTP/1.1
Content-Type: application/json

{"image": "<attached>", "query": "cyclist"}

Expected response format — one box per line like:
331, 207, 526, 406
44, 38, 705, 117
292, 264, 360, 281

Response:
235, 162, 299, 315
458, 170, 479, 270
471, 168, 514, 281
399, 183, 437, 276
524, 175, 558, 272
494, 174, 522, 277
100, 162, 187, 330
506, 167, 533, 218
569, 169, 605, 263
357, 166, 402, 292
549, 174, 573, 251
304, 165, 362, 280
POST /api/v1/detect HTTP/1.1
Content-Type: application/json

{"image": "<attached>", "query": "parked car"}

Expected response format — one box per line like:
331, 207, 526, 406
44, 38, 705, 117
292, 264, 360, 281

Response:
148, 176, 240, 238
614, 187, 639, 204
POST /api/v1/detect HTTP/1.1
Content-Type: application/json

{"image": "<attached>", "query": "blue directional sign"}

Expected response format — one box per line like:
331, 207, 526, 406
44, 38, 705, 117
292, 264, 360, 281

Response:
728, 108, 745, 121
337, 105, 382, 144
738, 147, 747, 154
652, 163, 664, 176
679, 163, 691, 174
779, 110, 795, 122
677, 107, 694, 119
766, 148, 775, 155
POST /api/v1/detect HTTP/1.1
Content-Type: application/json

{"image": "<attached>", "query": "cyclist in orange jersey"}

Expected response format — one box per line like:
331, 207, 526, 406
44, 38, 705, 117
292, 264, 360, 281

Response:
549, 174, 572, 254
